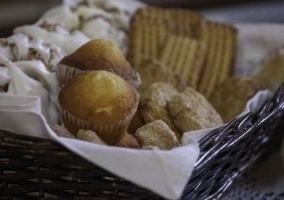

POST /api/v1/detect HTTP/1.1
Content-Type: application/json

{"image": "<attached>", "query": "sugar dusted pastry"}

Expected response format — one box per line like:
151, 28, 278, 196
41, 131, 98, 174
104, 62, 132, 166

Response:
77, 129, 106, 145
135, 120, 180, 150
209, 77, 263, 123
169, 87, 223, 133
137, 59, 187, 94
116, 132, 141, 149
251, 45, 284, 93
58, 70, 138, 145
139, 82, 181, 141
58, 39, 140, 87
49, 123, 75, 138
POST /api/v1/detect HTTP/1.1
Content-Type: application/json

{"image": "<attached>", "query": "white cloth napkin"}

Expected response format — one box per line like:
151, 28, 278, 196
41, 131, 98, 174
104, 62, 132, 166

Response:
0, 93, 200, 200
0, 90, 271, 200
0, 24, 283, 200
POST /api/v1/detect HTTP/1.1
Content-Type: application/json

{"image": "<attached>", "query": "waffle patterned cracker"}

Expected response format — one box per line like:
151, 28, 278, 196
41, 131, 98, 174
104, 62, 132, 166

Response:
128, 18, 169, 69
197, 21, 238, 98
128, 7, 205, 68
128, 7, 238, 99
133, 7, 203, 30
157, 35, 207, 89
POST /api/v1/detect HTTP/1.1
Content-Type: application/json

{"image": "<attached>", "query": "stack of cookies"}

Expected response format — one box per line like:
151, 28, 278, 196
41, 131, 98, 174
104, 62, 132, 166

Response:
127, 7, 238, 98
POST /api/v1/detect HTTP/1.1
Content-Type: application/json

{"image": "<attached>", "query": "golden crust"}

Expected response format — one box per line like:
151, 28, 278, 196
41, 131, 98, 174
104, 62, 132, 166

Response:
58, 70, 137, 125
59, 39, 139, 87
209, 76, 263, 123
169, 87, 223, 133
135, 120, 180, 150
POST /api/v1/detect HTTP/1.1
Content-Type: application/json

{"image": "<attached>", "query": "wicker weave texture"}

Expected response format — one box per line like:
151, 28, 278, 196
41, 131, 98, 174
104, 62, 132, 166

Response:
0, 84, 284, 200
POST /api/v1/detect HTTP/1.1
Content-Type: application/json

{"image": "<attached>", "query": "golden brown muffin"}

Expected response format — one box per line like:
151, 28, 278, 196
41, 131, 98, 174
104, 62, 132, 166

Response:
251, 45, 284, 93
169, 87, 223, 133
135, 120, 180, 150
209, 76, 263, 123
139, 82, 181, 141
58, 70, 139, 145
57, 39, 140, 88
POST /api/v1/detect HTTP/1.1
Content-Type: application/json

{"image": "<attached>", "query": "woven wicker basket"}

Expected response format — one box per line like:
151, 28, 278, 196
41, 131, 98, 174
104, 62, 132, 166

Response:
1, 83, 284, 200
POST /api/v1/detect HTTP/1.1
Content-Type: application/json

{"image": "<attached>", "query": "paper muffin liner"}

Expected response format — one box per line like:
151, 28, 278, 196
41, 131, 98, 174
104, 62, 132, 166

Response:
58, 63, 142, 89
59, 90, 139, 145
57, 63, 85, 84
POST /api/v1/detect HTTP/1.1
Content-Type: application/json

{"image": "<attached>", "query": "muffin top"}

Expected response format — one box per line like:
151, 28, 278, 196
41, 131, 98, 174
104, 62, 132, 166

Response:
59, 39, 140, 87
58, 70, 138, 125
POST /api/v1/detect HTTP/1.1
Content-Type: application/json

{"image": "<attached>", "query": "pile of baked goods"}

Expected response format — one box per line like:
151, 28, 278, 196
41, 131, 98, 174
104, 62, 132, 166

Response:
1, 1, 284, 150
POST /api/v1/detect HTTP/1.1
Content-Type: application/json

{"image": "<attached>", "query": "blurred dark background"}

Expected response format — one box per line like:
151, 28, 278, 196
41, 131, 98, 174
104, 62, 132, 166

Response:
0, 0, 283, 38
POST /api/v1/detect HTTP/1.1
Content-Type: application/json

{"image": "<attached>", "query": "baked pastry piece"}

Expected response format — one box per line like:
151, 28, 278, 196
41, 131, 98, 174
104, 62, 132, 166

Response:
57, 39, 140, 88
116, 132, 141, 149
14, 22, 90, 55
139, 82, 181, 141
251, 45, 284, 93
49, 123, 75, 138
135, 120, 180, 150
197, 21, 238, 98
136, 58, 187, 94
169, 87, 223, 133
13, 0, 143, 55
58, 70, 139, 145
0, 34, 65, 123
209, 76, 263, 123
0, 33, 65, 72
77, 129, 106, 145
